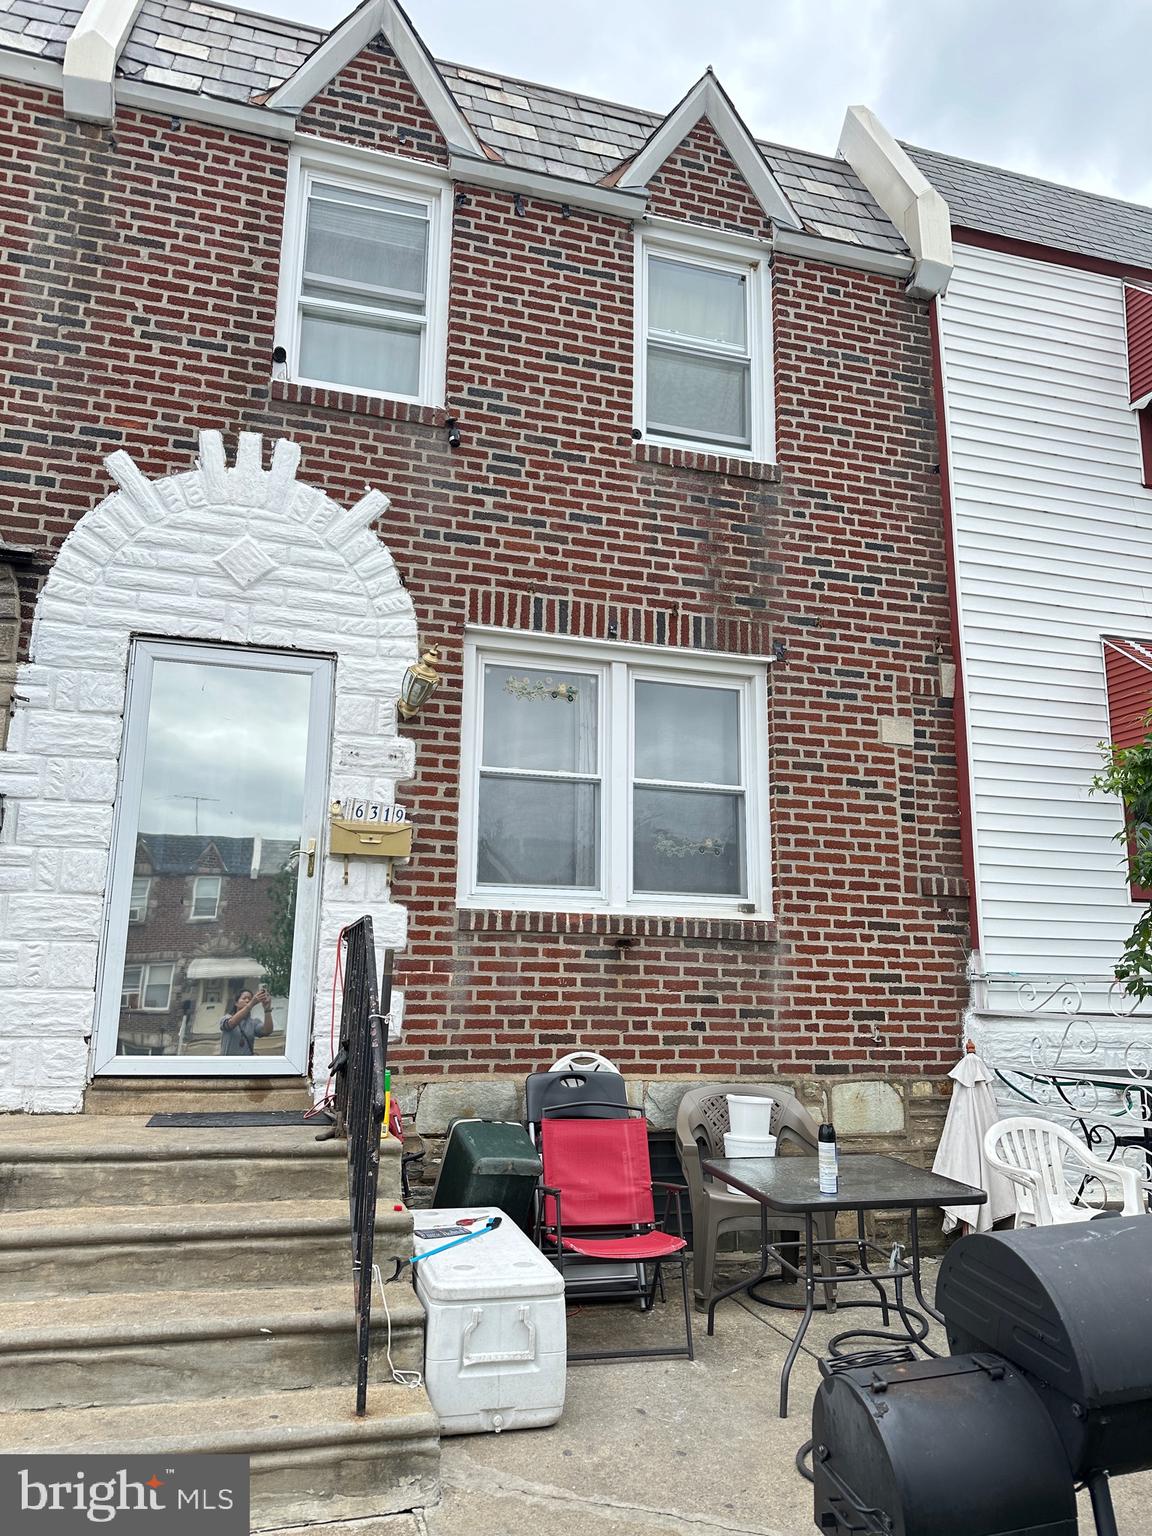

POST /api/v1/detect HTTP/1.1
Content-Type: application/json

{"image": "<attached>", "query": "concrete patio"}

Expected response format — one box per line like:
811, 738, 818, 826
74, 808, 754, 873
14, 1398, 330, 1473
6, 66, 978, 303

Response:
341, 1259, 1152, 1536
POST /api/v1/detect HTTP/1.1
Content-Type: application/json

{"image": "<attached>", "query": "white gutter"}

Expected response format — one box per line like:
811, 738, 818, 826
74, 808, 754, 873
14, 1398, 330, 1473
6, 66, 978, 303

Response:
773, 228, 914, 282
62, 0, 146, 122
837, 105, 953, 299
447, 153, 648, 220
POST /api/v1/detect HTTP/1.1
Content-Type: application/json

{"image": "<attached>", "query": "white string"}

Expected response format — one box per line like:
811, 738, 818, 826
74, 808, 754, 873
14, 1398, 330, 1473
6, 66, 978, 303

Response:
373, 1262, 423, 1389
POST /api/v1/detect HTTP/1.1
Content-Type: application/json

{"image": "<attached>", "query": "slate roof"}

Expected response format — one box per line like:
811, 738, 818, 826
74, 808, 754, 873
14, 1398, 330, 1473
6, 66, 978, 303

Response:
116, 0, 322, 104
0, 0, 82, 60
0, 0, 906, 255
905, 142, 1152, 271
138, 834, 299, 876
439, 61, 905, 252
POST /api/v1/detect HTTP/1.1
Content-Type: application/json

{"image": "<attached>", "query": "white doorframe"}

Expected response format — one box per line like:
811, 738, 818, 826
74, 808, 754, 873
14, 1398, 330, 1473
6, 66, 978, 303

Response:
91, 638, 335, 1077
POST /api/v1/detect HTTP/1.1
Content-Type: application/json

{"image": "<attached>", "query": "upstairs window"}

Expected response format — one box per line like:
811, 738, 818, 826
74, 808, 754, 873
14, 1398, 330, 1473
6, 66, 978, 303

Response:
190, 875, 221, 921
278, 152, 450, 405
636, 229, 773, 459
459, 634, 770, 916
128, 876, 150, 923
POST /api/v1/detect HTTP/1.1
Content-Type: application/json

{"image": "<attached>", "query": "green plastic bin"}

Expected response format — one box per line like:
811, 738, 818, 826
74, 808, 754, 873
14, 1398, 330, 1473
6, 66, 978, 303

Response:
430, 1119, 542, 1233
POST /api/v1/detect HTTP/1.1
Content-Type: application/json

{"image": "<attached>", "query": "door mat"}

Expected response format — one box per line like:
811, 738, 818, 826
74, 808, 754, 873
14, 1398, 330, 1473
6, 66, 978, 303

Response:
146, 1111, 328, 1128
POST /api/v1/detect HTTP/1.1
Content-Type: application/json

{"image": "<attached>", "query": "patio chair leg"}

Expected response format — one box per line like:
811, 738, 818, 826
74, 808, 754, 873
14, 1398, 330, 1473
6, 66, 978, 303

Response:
680, 1252, 695, 1360
645, 1262, 660, 1310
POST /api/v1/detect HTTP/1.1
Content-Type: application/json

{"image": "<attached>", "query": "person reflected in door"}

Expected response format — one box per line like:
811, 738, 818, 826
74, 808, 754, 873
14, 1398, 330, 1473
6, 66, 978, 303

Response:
219, 987, 274, 1056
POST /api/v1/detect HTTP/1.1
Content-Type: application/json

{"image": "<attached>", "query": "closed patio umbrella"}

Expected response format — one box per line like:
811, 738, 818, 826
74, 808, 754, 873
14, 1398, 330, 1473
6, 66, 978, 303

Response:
932, 1045, 1017, 1232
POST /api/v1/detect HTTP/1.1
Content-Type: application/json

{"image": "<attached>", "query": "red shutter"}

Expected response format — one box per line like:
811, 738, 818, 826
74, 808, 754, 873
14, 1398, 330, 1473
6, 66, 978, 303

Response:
1104, 637, 1152, 901
1140, 406, 1152, 490
1126, 286, 1152, 411
1104, 637, 1152, 747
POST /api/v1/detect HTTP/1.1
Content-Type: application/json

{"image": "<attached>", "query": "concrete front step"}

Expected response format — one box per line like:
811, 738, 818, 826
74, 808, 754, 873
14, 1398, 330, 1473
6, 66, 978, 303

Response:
0, 1383, 440, 1528
0, 1199, 414, 1300
84, 1077, 314, 1115
0, 1115, 395, 1211
0, 1281, 425, 1411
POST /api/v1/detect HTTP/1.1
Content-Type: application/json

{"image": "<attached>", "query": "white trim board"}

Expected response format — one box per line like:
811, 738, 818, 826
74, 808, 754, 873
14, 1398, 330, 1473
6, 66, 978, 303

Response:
448, 153, 648, 220
615, 70, 801, 232
62, 0, 146, 123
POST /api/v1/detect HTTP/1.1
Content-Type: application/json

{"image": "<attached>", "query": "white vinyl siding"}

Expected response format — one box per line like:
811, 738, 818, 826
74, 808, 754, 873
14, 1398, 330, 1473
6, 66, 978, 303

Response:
940, 242, 1151, 979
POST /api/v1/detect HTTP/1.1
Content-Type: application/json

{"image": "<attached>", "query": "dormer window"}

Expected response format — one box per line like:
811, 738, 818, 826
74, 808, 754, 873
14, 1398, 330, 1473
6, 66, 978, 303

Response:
277, 148, 450, 405
635, 226, 774, 460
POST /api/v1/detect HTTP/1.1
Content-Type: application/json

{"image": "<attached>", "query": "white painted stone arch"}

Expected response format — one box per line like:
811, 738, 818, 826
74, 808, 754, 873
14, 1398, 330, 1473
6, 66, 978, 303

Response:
0, 430, 417, 1112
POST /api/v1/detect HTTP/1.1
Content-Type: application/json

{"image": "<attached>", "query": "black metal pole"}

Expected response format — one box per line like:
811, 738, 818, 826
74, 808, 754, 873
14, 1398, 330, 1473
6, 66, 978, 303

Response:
1087, 1471, 1120, 1536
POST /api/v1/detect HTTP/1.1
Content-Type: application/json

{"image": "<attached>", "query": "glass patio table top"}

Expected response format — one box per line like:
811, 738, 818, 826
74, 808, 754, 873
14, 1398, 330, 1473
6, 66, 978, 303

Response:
700, 1152, 987, 1214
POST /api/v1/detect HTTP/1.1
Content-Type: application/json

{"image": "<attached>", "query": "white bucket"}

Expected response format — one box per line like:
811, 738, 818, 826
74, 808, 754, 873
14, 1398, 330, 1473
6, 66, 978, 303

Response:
723, 1132, 777, 1158
727, 1094, 775, 1138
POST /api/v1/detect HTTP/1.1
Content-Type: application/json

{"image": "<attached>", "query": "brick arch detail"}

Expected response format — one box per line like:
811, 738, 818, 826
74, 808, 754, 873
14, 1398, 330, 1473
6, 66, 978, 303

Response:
0, 429, 418, 1112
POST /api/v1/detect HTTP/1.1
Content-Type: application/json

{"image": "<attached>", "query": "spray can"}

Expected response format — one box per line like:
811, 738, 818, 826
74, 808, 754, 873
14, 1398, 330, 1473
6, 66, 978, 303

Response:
818, 1121, 839, 1195
383, 1068, 392, 1136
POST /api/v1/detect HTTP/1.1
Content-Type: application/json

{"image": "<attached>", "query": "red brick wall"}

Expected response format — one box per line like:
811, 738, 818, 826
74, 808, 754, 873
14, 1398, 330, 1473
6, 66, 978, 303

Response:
296, 39, 449, 164
646, 117, 769, 238
0, 73, 967, 1086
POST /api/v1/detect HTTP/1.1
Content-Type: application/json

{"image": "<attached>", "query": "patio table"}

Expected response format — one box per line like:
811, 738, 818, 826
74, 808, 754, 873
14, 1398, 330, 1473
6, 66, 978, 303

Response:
701, 1152, 986, 1417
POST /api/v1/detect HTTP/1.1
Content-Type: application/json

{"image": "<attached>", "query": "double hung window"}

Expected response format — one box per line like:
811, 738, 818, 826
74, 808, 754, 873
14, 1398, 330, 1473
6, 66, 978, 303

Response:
121, 963, 174, 1013
128, 877, 150, 923
637, 230, 772, 458
190, 875, 221, 921
279, 153, 449, 404
460, 635, 769, 915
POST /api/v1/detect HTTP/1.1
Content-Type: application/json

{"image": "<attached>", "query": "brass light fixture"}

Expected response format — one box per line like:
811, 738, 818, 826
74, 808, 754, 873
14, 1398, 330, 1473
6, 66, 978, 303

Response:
397, 645, 442, 720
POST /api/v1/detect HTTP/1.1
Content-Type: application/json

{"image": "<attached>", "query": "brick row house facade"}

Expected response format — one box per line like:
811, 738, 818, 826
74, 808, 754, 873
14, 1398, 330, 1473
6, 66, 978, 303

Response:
0, 0, 970, 1153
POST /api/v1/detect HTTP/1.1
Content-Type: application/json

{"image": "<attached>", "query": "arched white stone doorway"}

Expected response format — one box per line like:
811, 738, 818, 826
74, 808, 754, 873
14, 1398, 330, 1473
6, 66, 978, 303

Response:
0, 431, 416, 1113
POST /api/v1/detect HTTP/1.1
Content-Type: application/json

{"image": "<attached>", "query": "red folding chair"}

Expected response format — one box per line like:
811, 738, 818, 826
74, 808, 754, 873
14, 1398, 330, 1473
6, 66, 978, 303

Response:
536, 1107, 694, 1362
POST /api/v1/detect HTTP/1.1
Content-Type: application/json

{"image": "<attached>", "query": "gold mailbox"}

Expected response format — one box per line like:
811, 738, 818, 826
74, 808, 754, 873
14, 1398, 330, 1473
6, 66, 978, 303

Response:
329, 809, 413, 859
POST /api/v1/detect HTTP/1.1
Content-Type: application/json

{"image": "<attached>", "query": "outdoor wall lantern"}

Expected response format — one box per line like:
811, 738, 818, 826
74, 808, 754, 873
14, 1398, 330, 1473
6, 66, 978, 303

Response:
397, 645, 442, 720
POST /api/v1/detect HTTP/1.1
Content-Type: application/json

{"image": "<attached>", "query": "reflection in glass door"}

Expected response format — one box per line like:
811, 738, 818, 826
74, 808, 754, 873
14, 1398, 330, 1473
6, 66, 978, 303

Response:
93, 641, 334, 1075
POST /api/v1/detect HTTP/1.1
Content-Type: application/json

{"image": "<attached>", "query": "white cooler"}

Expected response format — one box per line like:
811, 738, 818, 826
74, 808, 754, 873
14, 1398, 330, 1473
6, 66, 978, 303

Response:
413, 1206, 566, 1435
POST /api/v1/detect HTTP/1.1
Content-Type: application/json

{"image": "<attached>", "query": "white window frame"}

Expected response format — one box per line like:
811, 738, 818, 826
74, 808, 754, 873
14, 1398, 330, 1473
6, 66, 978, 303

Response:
458, 629, 772, 918
276, 140, 452, 406
128, 876, 150, 923
121, 962, 174, 1013
190, 874, 221, 922
634, 221, 775, 462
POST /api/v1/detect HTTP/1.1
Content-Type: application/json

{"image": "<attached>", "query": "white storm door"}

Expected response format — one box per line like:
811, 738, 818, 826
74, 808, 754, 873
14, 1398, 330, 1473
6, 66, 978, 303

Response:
92, 640, 334, 1076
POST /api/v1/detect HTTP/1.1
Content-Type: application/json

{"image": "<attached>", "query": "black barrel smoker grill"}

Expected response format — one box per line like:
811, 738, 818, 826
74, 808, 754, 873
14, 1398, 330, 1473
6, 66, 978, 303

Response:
812, 1216, 1152, 1536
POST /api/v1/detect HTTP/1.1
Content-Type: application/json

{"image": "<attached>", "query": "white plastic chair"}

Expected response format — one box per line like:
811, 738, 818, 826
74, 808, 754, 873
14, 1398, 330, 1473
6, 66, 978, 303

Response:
548, 1050, 620, 1074
984, 1117, 1145, 1227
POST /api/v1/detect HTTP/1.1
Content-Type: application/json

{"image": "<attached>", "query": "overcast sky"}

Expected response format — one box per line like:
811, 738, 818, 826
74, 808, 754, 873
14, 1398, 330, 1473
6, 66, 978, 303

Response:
263, 0, 1150, 209
140, 660, 310, 840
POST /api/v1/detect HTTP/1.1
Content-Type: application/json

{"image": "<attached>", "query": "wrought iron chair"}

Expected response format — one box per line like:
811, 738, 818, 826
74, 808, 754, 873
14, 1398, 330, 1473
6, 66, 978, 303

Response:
536, 1107, 694, 1362
984, 1116, 1146, 1227
675, 1082, 835, 1306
